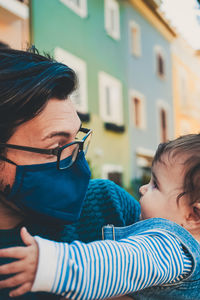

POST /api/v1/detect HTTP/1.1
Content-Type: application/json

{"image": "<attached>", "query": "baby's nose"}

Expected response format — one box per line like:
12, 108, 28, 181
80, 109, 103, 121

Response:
139, 184, 148, 196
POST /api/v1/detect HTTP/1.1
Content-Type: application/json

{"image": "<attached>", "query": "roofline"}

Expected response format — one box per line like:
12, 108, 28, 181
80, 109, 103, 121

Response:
129, 0, 177, 41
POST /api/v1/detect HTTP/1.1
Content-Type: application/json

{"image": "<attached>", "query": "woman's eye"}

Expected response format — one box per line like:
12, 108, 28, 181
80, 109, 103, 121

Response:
57, 140, 68, 147
45, 154, 57, 160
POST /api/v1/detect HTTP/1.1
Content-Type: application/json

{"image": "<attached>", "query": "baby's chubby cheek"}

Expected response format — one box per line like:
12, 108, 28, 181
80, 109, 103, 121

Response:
139, 197, 151, 220
139, 198, 145, 220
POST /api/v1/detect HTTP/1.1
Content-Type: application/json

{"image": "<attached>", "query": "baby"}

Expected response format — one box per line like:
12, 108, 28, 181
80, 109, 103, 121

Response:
0, 134, 200, 300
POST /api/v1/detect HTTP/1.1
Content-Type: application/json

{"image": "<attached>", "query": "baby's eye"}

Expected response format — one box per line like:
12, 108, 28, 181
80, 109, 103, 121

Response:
152, 179, 158, 189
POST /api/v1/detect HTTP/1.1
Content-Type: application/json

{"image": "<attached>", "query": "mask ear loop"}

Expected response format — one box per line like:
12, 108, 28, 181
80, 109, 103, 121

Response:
0, 155, 17, 166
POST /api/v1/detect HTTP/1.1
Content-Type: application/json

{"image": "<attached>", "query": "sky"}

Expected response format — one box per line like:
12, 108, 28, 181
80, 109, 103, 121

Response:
160, 0, 200, 49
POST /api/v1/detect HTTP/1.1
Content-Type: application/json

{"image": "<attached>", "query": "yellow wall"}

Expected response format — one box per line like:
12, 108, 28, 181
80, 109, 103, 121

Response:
172, 38, 200, 137
0, 2, 29, 49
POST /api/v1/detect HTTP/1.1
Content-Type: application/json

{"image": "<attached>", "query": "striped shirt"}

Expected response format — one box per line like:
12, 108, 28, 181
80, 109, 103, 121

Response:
32, 230, 192, 300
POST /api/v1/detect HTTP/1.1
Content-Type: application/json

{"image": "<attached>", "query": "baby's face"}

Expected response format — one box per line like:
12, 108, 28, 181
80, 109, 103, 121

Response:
139, 154, 189, 225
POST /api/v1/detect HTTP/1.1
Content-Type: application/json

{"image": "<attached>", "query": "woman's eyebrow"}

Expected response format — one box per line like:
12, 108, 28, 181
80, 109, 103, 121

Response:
42, 131, 70, 141
42, 123, 82, 141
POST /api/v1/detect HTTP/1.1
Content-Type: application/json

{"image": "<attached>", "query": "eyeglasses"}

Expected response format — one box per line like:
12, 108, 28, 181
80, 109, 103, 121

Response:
0, 128, 92, 170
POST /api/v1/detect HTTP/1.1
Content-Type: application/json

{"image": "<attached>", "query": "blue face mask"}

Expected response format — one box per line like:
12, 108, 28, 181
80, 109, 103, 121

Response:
7, 151, 91, 224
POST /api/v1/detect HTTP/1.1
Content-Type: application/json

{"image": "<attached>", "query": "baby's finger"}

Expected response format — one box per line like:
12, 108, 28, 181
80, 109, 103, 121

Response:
0, 272, 27, 289
9, 282, 32, 298
0, 247, 26, 259
0, 260, 26, 275
20, 227, 35, 246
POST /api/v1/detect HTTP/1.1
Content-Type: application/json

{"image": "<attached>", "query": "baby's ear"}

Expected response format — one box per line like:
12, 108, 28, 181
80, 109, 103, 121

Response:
186, 202, 200, 223
184, 203, 200, 233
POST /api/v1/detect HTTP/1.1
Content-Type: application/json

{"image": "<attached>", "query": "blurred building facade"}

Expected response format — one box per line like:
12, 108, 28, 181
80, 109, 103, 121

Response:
31, 0, 175, 192
123, 0, 175, 191
31, 0, 132, 189
0, 0, 29, 49
172, 37, 200, 137
1, 0, 200, 194
30, 0, 177, 192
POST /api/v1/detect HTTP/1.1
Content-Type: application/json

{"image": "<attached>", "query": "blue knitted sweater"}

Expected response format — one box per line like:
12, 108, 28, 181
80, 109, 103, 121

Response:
60, 179, 141, 243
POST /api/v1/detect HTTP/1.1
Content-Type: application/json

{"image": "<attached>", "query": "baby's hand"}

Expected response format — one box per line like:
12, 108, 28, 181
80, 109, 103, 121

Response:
0, 227, 39, 297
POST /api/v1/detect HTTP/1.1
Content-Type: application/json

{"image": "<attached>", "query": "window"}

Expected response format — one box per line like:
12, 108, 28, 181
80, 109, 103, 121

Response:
102, 164, 123, 186
130, 90, 146, 129
0, 0, 29, 19
160, 108, 167, 142
155, 46, 165, 78
99, 71, 123, 125
54, 47, 88, 114
60, 0, 87, 18
136, 148, 154, 169
157, 54, 164, 76
104, 0, 120, 40
134, 98, 140, 127
130, 21, 141, 56
157, 101, 169, 143
17, 0, 29, 4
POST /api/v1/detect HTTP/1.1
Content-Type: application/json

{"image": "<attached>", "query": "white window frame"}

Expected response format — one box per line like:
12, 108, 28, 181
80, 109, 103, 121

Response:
129, 89, 146, 130
54, 47, 88, 114
99, 71, 123, 125
102, 164, 123, 179
156, 100, 170, 143
154, 45, 166, 79
104, 0, 120, 40
60, 0, 87, 18
129, 20, 141, 57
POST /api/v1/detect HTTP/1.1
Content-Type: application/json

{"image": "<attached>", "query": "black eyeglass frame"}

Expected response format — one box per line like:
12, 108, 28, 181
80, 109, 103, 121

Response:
0, 128, 92, 170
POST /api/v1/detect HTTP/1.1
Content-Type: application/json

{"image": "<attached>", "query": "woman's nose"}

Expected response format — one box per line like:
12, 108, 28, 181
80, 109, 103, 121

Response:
139, 184, 148, 196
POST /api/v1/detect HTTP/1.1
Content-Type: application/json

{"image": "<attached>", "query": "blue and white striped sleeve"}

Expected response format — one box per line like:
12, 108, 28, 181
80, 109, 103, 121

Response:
31, 230, 192, 300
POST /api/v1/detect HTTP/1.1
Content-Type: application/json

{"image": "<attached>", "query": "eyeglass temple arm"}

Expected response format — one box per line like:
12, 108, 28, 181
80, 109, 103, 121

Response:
80, 127, 90, 133
0, 143, 54, 155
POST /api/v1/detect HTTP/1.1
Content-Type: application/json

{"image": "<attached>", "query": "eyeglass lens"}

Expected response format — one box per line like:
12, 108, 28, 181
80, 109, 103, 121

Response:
59, 131, 92, 169
59, 144, 80, 169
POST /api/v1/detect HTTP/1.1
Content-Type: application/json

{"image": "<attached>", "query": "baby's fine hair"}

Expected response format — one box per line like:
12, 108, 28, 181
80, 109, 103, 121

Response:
153, 134, 200, 205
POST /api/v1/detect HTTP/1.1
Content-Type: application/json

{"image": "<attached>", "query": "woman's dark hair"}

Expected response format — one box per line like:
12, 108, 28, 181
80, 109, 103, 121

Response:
0, 47, 77, 147
0, 41, 10, 49
153, 134, 200, 205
